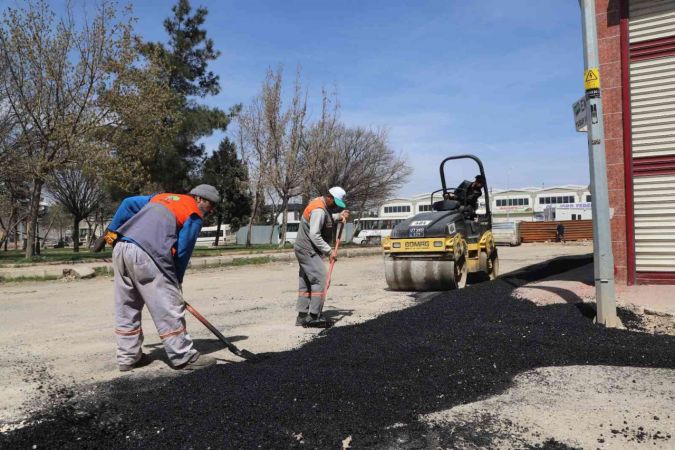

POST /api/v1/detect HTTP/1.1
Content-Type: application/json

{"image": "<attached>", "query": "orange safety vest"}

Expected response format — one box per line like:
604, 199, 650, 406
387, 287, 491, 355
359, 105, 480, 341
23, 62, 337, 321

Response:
150, 194, 203, 225
117, 193, 203, 284
302, 197, 328, 221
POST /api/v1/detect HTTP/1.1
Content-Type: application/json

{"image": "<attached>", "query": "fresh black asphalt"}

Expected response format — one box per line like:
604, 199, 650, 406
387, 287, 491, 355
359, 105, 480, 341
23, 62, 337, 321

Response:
2, 255, 674, 449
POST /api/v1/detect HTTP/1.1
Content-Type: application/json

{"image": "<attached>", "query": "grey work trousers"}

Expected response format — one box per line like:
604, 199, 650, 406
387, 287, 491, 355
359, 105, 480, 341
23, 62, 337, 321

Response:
112, 242, 198, 367
295, 249, 328, 316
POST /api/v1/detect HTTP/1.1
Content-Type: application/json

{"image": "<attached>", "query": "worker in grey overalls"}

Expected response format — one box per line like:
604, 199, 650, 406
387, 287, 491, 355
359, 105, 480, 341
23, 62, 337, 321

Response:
294, 187, 349, 328
102, 185, 221, 371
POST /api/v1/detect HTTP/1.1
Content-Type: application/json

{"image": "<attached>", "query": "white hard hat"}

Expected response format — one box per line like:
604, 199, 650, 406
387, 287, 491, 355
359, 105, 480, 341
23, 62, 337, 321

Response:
328, 186, 346, 208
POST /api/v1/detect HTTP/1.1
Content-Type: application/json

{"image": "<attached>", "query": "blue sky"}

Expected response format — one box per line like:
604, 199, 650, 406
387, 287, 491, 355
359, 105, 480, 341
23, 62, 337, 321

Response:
5, 0, 591, 196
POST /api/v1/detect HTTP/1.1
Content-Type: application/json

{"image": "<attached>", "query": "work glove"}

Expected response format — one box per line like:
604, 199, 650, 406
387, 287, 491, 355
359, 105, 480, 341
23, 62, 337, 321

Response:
91, 229, 119, 253
339, 209, 350, 223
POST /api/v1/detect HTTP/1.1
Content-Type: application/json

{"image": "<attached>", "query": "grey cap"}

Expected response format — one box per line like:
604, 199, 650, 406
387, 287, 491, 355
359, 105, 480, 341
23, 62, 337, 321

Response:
189, 184, 220, 203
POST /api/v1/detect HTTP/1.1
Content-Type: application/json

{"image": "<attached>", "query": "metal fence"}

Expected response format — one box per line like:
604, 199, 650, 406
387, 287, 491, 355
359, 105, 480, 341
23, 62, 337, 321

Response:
235, 226, 280, 245
234, 222, 356, 246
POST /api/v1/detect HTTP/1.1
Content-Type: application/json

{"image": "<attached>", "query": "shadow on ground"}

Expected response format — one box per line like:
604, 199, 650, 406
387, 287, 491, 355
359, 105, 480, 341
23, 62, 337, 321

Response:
143, 335, 252, 367
2, 255, 674, 449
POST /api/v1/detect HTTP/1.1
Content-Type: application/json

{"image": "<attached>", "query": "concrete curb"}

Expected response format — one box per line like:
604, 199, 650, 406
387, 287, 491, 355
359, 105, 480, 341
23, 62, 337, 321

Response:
0, 247, 383, 281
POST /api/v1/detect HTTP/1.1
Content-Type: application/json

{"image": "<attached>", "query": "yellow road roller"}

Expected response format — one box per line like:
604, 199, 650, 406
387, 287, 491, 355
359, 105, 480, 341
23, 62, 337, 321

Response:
383, 154, 499, 290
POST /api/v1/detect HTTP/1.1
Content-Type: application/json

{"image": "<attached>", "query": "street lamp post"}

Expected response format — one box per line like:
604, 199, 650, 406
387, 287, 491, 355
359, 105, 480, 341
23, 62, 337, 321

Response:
577, 0, 620, 327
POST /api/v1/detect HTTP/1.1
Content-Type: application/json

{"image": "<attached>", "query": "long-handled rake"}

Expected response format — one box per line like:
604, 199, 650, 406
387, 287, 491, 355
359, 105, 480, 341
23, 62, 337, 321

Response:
324, 220, 345, 295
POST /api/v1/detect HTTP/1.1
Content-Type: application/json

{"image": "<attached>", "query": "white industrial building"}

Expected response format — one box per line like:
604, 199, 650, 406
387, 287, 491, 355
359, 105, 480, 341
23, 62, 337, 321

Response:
380, 185, 592, 223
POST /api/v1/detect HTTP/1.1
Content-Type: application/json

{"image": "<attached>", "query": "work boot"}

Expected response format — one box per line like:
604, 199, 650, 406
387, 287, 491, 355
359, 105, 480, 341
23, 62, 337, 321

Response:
302, 314, 335, 329
295, 312, 308, 326
178, 353, 217, 371
118, 353, 151, 372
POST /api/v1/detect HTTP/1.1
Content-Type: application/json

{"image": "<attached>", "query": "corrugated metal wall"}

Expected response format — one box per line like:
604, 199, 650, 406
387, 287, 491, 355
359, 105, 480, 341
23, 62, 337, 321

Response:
629, 0, 675, 42
234, 223, 356, 245
629, 0, 675, 275
633, 175, 675, 270
236, 226, 280, 245
629, 57, 675, 158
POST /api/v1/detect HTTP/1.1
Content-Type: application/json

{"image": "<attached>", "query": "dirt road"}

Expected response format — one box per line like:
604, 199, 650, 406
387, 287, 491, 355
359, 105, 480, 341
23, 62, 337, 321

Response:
0, 243, 591, 425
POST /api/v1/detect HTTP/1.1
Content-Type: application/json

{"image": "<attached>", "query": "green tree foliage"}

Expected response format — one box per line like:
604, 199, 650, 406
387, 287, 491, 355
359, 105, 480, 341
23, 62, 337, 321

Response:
141, 0, 236, 192
201, 138, 252, 243
0, 0, 157, 257
97, 42, 182, 197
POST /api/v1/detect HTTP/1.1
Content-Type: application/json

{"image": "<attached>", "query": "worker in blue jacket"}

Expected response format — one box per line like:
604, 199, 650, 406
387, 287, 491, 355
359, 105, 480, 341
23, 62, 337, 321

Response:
96, 185, 220, 372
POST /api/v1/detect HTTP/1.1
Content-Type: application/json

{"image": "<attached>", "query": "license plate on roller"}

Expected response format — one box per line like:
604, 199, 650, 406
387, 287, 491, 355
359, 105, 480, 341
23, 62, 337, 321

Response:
409, 227, 425, 238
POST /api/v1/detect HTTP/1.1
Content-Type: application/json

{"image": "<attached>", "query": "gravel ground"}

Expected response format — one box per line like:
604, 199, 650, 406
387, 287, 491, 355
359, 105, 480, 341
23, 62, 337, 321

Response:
421, 366, 674, 449
1, 255, 674, 449
0, 244, 591, 426
513, 263, 675, 335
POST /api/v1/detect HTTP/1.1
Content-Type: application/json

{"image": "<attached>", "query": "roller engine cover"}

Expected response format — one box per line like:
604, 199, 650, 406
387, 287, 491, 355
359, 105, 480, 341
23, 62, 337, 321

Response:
391, 209, 468, 240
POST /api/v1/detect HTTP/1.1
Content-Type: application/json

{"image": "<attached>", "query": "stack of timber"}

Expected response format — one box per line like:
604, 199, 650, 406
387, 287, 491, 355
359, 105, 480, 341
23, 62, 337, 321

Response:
519, 220, 593, 243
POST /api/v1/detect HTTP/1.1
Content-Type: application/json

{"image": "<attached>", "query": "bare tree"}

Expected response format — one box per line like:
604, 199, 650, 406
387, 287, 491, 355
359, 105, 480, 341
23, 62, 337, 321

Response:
240, 69, 410, 239
238, 67, 308, 247
304, 124, 412, 215
237, 92, 269, 247
300, 88, 339, 201
269, 69, 307, 247
47, 169, 106, 252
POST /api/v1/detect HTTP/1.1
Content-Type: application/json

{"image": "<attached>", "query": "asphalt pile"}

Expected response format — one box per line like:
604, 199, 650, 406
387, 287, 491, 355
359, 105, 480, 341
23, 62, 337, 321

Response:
2, 256, 674, 449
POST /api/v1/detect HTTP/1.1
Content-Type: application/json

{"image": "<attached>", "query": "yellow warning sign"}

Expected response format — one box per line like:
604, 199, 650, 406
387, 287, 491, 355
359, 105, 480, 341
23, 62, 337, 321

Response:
584, 68, 600, 90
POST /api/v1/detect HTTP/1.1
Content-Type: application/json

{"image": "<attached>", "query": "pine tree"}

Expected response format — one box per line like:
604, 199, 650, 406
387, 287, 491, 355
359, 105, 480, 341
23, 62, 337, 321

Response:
201, 138, 252, 245
142, 0, 237, 192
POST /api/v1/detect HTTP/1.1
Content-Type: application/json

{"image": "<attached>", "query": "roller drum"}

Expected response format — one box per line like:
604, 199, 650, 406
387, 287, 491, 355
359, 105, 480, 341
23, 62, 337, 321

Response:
384, 256, 466, 291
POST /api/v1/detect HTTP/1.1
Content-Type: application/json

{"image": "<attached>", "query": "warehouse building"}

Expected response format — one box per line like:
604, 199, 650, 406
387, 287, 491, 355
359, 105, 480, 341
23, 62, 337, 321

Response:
380, 185, 592, 223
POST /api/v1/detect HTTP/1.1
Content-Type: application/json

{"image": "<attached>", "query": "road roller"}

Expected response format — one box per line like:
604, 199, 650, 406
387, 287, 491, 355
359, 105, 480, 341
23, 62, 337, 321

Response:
383, 154, 499, 290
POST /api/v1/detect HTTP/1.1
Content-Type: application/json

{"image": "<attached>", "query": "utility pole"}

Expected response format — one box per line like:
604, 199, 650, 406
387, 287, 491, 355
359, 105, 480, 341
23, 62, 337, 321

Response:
578, 0, 620, 327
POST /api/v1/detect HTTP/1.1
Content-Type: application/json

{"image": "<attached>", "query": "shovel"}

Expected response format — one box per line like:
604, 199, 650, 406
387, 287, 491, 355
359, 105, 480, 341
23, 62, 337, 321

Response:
184, 301, 259, 361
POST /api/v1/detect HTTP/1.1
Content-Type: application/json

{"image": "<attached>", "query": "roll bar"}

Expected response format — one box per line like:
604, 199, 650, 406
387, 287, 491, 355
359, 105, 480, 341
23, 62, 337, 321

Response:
439, 154, 491, 227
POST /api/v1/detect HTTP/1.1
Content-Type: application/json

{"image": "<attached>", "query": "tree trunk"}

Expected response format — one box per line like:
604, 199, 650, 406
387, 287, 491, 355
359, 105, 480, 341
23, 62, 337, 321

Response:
0, 216, 6, 251
215, 214, 223, 246
72, 215, 82, 253
0, 215, 8, 250
268, 200, 280, 244
35, 221, 40, 255
91, 223, 100, 246
24, 180, 44, 258
86, 220, 93, 247
246, 220, 253, 247
40, 215, 56, 249
278, 197, 290, 249
246, 186, 264, 247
